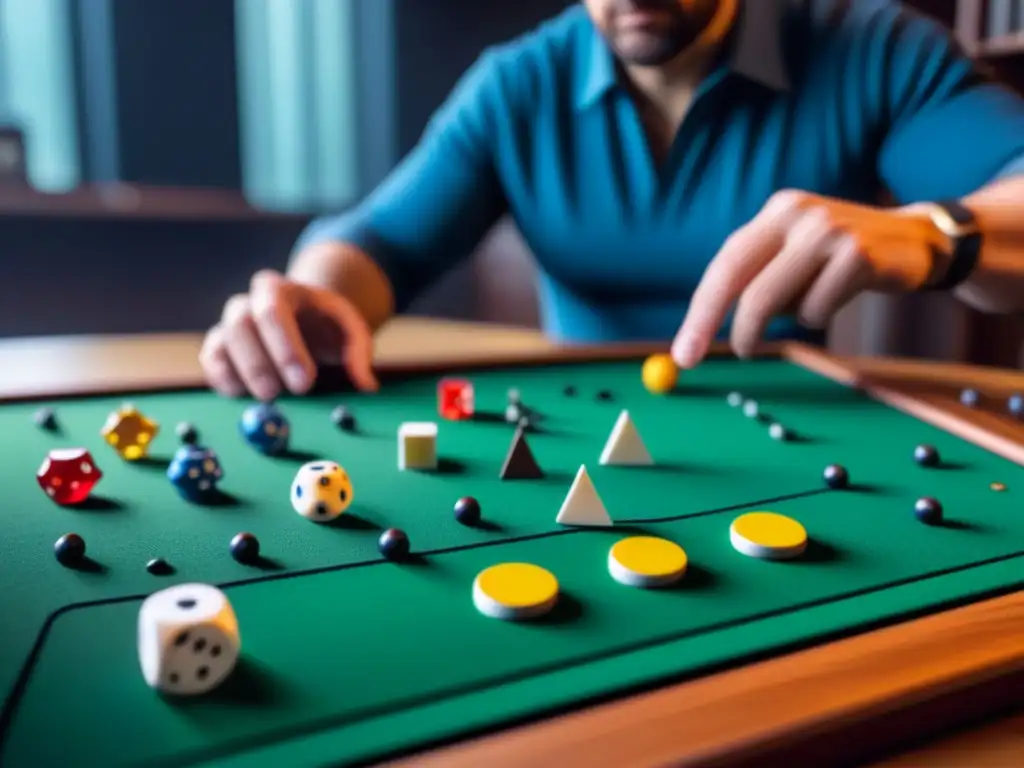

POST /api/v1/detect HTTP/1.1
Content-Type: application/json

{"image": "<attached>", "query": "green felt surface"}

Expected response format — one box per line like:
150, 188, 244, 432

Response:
1, 357, 1022, 767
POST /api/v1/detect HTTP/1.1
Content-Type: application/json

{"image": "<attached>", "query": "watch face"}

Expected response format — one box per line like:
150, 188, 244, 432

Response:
930, 201, 977, 237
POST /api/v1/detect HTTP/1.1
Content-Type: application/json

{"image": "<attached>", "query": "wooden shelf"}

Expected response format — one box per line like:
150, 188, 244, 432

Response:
0, 183, 310, 222
977, 31, 1024, 58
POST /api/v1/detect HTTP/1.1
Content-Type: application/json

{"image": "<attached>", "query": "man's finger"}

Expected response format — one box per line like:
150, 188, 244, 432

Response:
797, 236, 873, 328
729, 208, 837, 357
249, 270, 319, 394
220, 293, 283, 401
199, 324, 246, 397
671, 192, 805, 367
309, 291, 380, 392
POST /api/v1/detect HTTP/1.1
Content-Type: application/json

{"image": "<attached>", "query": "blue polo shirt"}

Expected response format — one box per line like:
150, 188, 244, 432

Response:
297, 0, 1024, 343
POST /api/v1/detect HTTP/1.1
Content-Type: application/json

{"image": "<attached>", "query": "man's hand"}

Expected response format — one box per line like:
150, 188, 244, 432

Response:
671, 190, 943, 368
200, 269, 379, 401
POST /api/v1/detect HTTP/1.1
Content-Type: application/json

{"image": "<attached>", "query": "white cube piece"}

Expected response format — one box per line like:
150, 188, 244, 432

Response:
138, 583, 240, 696
398, 422, 438, 470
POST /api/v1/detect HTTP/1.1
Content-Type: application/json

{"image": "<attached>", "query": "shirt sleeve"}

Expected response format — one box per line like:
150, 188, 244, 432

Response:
294, 50, 509, 312
870, 5, 1024, 203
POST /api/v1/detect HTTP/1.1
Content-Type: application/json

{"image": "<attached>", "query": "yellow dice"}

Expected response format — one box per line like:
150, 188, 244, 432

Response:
101, 403, 160, 460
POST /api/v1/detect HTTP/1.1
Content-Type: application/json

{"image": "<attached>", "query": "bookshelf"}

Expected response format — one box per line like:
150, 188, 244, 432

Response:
956, 0, 1024, 62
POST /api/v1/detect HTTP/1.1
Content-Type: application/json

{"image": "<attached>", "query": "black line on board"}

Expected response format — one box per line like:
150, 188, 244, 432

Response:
0, 484, 831, 749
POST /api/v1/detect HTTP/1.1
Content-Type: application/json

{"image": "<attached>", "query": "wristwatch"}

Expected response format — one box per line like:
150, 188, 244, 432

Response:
918, 199, 983, 290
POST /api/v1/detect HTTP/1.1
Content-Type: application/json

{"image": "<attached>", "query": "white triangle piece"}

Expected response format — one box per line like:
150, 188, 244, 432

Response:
599, 410, 653, 466
556, 465, 613, 527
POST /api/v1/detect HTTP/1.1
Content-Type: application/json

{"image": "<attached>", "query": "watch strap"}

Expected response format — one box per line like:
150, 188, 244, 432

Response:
927, 199, 982, 291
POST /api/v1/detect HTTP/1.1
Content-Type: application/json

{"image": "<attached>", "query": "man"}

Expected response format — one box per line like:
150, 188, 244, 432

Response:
201, 0, 1024, 402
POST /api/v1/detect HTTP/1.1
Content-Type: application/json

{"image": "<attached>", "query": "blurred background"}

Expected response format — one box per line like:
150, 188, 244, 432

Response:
0, 0, 1021, 366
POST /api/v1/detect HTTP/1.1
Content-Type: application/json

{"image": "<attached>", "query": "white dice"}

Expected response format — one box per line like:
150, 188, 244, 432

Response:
290, 460, 353, 522
138, 583, 240, 696
398, 422, 437, 470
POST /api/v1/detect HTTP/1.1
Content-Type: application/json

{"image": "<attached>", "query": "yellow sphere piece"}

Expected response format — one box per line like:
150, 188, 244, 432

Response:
641, 353, 678, 394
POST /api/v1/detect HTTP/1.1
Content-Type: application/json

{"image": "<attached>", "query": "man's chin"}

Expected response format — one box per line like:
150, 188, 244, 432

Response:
613, 37, 682, 67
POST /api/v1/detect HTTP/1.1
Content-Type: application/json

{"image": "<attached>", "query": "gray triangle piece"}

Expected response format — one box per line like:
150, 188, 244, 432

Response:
500, 428, 543, 480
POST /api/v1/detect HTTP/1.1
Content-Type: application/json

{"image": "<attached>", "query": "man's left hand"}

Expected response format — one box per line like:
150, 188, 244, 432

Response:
670, 190, 944, 368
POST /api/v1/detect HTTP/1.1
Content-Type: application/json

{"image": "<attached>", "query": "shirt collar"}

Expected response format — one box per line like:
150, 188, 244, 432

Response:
575, 0, 791, 111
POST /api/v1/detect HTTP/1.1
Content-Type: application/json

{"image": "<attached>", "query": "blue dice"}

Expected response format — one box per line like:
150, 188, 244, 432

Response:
167, 445, 224, 502
239, 403, 290, 456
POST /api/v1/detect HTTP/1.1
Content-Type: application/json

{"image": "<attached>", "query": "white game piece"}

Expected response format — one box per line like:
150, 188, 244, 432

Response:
599, 410, 653, 466
556, 465, 613, 526
398, 422, 438, 470
290, 460, 353, 522
743, 400, 759, 418
138, 583, 240, 696
727, 391, 743, 407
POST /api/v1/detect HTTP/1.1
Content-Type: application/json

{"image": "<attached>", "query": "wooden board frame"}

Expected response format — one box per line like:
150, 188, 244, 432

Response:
4, 340, 1023, 767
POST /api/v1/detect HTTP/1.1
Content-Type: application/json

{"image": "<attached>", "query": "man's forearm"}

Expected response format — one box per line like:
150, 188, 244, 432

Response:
287, 241, 396, 332
954, 173, 1024, 313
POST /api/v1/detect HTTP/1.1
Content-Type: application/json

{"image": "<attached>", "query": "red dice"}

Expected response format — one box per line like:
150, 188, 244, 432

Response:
437, 378, 474, 420
37, 448, 103, 505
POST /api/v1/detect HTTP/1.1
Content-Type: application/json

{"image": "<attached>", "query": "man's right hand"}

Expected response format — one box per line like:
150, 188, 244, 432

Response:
200, 269, 379, 401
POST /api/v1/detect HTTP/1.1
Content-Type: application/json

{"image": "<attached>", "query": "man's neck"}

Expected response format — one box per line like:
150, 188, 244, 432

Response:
624, 0, 739, 120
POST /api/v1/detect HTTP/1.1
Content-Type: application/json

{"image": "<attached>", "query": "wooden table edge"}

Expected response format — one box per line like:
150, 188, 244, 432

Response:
0, 339, 831, 402
384, 590, 1024, 768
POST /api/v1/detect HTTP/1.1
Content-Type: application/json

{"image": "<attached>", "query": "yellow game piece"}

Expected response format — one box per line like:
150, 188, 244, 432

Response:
473, 562, 559, 620
730, 511, 808, 560
398, 422, 437, 470
100, 405, 159, 460
608, 536, 687, 588
641, 353, 678, 395
990, 482, 1007, 492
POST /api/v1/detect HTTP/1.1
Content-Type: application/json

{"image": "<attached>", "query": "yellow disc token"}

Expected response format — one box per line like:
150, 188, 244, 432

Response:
641, 354, 679, 395
990, 482, 1007, 492
473, 563, 559, 620
730, 511, 808, 560
608, 536, 687, 588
